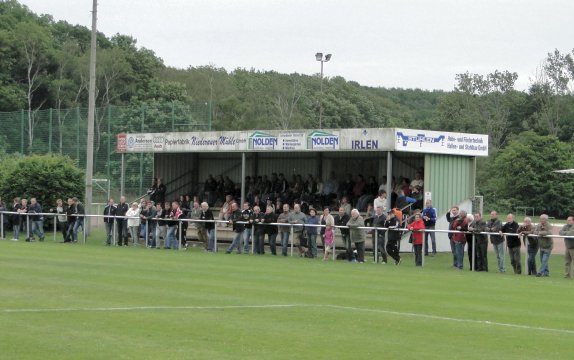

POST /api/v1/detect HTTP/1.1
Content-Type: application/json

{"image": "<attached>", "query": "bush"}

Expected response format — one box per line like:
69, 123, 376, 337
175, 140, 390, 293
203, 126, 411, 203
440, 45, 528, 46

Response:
0, 154, 84, 209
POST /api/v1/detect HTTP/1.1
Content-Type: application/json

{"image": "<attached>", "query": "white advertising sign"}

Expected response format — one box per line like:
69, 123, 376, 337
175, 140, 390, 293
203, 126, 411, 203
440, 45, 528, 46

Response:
394, 128, 489, 157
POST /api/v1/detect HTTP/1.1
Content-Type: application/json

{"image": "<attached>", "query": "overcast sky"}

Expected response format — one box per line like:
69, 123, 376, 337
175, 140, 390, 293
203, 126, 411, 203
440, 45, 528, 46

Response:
19, 0, 574, 91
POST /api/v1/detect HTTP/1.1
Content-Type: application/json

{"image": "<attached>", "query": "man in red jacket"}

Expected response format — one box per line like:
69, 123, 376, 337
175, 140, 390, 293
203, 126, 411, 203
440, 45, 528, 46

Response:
451, 210, 469, 270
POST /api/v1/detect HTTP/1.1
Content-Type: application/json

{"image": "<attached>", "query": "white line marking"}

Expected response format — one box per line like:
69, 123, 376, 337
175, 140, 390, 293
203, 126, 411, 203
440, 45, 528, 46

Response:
0, 304, 301, 313
2, 303, 573, 335
322, 305, 574, 335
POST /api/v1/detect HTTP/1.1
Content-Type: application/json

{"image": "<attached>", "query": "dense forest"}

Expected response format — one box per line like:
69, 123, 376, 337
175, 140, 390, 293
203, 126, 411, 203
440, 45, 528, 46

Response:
1, 0, 574, 216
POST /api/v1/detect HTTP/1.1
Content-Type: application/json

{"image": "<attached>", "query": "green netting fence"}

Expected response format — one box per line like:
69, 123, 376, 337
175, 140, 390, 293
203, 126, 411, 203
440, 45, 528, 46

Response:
0, 103, 211, 201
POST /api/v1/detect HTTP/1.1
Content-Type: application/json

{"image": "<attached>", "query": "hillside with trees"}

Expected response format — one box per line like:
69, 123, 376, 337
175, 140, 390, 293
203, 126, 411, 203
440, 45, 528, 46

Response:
1, 0, 574, 216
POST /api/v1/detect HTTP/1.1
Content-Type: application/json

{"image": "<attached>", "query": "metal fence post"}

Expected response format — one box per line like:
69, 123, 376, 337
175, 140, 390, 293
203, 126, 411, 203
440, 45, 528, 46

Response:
53, 214, 57, 242
290, 225, 294, 256
0, 212, 4, 239
26, 215, 30, 240
374, 230, 378, 264
178, 219, 182, 250
113, 219, 117, 246
471, 233, 476, 272
214, 224, 218, 252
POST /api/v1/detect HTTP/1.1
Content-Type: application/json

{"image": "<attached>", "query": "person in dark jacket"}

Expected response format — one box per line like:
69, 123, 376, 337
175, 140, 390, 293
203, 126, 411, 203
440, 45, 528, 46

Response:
251, 205, 266, 254
103, 199, 116, 246
486, 211, 505, 273
371, 206, 387, 263
200, 202, 215, 252
421, 200, 437, 256
10, 197, 22, 240
335, 207, 351, 261
518, 217, 536, 275
385, 209, 402, 265
469, 213, 488, 272
116, 196, 129, 246
226, 202, 244, 254
501, 213, 521, 274
71, 197, 85, 243
263, 206, 278, 255
28, 197, 45, 242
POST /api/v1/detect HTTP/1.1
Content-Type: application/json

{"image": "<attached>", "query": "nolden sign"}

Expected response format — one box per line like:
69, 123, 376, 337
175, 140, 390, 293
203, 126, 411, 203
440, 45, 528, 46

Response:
307, 130, 340, 150
249, 131, 278, 150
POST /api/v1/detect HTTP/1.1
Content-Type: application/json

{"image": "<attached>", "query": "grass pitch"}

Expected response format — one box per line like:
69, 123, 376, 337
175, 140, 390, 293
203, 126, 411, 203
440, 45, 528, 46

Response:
1, 230, 573, 359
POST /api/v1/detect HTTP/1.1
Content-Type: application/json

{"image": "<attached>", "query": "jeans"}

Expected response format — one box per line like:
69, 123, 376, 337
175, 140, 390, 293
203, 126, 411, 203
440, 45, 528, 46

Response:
424, 226, 436, 255
72, 218, 84, 242
308, 232, 318, 258
527, 246, 538, 275
31, 220, 44, 240
449, 238, 456, 266
280, 232, 290, 256
207, 229, 215, 252
227, 231, 244, 253
155, 225, 167, 248
166, 225, 179, 249
243, 228, 252, 253
12, 222, 21, 239
538, 249, 551, 276
105, 222, 114, 245
267, 233, 278, 255
454, 241, 465, 269
372, 232, 388, 263
145, 222, 156, 247
493, 242, 506, 272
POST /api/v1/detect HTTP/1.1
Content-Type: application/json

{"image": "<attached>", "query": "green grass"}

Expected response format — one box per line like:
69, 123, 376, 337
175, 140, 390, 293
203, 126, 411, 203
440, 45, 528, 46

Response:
1, 230, 574, 359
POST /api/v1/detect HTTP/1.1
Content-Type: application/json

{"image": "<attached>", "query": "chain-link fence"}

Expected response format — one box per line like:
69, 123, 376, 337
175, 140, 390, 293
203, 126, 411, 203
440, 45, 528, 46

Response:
0, 103, 211, 201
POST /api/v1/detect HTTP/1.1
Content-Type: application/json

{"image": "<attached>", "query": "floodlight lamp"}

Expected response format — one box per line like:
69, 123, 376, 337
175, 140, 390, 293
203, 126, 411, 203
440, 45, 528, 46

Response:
325, 54, 332, 62
315, 52, 323, 61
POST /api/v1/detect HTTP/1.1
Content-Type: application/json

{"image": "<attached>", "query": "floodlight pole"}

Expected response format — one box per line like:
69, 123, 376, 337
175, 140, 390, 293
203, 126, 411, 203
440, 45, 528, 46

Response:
85, 0, 98, 236
315, 53, 332, 129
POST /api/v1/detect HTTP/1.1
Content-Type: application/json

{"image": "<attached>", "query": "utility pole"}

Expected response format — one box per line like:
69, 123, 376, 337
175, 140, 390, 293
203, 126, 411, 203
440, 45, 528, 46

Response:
85, 0, 97, 236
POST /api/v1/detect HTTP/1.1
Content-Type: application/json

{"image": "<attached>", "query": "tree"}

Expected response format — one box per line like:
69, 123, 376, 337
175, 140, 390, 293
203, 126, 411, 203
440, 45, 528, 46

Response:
484, 131, 574, 217
14, 21, 52, 152
0, 154, 85, 210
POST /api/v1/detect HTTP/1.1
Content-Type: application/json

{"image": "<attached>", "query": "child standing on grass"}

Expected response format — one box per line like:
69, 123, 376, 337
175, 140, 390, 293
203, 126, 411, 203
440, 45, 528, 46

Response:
323, 226, 334, 260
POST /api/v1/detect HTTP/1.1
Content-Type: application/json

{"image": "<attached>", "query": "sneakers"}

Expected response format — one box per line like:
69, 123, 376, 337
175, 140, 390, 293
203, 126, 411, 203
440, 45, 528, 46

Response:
11, 238, 18, 241
396, 258, 402, 266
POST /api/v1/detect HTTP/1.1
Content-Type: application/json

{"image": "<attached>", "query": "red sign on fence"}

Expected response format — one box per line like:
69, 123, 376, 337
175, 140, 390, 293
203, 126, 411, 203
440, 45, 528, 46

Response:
116, 133, 127, 153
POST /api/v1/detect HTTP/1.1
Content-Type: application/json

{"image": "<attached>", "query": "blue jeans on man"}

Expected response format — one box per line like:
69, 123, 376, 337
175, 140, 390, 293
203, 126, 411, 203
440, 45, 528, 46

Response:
105, 222, 114, 245
227, 231, 244, 254
538, 249, 551, 276
424, 226, 436, 255
493, 242, 506, 272
207, 229, 215, 251
166, 225, 179, 249
280, 232, 290, 256
31, 220, 44, 241
72, 218, 84, 242
454, 241, 465, 269
243, 228, 252, 253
